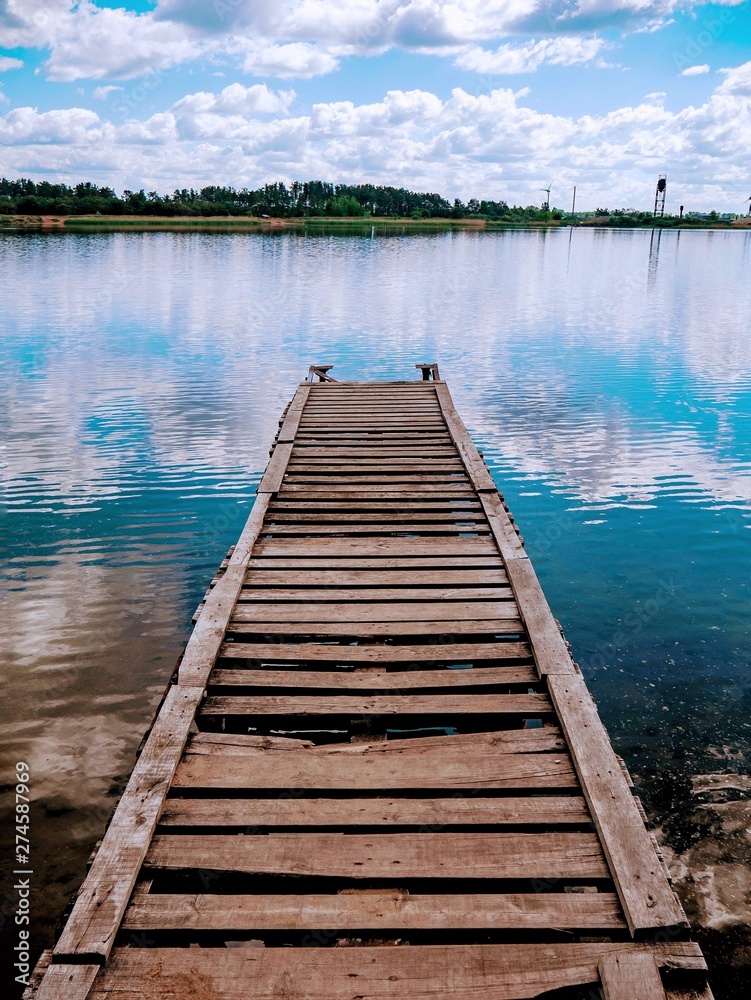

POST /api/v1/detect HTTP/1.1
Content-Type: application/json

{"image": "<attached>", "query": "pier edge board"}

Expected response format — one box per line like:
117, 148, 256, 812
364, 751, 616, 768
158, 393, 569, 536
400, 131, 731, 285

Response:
52, 684, 205, 963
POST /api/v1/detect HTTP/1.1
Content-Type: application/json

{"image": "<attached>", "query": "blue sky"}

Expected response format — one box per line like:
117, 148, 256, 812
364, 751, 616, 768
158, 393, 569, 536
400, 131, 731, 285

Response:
0, 0, 750, 211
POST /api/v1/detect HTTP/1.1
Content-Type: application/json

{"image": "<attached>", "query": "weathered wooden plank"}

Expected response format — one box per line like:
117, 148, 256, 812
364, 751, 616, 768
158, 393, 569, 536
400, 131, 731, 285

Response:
227, 619, 524, 636
230, 601, 518, 623
123, 889, 624, 931
257, 441, 293, 493
285, 468, 468, 477
284, 467, 467, 476
158, 794, 586, 829
254, 537, 498, 556
187, 727, 562, 754
299, 418, 447, 426
263, 524, 491, 536
286, 460, 466, 469
266, 511, 483, 521
549, 672, 688, 934
262, 523, 491, 535
478, 490, 527, 559
174, 747, 575, 790
503, 555, 576, 676
236, 587, 511, 602
243, 571, 507, 587
218, 641, 530, 663
31, 964, 101, 1000
274, 382, 309, 444
53, 684, 205, 962
268, 500, 484, 509
289, 448, 459, 457
247, 556, 504, 571
209, 665, 538, 689
84, 944, 709, 1000
279, 487, 476, 497
200, 692, 551, 715
599, 953, 667, 1000
145, 832, 609, 879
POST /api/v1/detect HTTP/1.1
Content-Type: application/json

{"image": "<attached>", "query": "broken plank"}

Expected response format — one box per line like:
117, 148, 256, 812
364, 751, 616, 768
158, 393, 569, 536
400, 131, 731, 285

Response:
31, 964, 101, 1000
85, 944, 709, 1000
599, 953, 667, 1000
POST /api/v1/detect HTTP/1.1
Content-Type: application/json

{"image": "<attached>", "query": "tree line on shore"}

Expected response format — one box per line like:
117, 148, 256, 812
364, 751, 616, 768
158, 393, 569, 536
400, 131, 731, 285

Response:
0, 176, 566, 221
0, 177, 720, 227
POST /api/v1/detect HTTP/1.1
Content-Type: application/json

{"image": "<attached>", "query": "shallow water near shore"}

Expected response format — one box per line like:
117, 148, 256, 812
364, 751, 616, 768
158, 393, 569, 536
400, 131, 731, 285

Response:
1, 226, 750, 995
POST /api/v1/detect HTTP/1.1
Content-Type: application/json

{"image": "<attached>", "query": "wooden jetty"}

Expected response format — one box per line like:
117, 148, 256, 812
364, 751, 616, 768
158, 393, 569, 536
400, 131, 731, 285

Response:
29, 365, 712, 1000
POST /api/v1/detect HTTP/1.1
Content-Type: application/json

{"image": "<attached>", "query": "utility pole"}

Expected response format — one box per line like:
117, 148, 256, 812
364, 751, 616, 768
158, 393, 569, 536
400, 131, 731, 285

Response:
571, 186, 577, 217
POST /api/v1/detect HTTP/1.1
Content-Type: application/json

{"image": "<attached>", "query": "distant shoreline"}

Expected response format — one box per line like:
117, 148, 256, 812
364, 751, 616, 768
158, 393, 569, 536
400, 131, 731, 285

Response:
2, 213, 749, 232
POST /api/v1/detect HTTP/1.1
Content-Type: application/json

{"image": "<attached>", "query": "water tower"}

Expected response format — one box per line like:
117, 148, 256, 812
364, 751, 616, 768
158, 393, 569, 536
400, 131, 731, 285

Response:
653, 175, 667, 217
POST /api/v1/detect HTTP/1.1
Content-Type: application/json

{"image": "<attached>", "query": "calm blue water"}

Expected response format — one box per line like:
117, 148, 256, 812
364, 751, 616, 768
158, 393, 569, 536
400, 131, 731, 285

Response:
1, 227, 750, 995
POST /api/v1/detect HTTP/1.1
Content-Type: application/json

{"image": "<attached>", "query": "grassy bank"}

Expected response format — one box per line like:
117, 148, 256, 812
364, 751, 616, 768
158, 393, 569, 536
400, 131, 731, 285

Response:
1, 213, 747, 232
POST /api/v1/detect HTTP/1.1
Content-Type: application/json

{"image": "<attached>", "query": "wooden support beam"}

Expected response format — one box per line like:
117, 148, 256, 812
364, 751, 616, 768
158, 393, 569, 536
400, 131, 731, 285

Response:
53, 685, 205, 963
549, 672, 688, 935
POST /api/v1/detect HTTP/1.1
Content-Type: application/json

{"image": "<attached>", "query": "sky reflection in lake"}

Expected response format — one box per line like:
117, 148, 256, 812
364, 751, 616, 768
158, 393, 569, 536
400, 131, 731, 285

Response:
1, 227, 750, 996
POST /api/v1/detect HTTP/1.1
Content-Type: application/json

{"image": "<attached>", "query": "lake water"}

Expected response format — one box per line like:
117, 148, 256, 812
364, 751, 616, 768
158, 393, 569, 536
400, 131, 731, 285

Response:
1, 226, 750, 996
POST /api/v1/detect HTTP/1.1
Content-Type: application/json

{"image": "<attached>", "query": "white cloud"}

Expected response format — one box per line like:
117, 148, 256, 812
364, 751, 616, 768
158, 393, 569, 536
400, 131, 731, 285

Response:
241, 42, 341, 79
0, 54, 23, 71
92, 85, 123, 101
173, 83, 296, 117
0, 106, 108, 145
717, 61, 751, 97
0, 76, 749, 212
44, 4, 202, 81
455, 37, 608, 74
1, 0, 746, 83
680, 64, 710, 77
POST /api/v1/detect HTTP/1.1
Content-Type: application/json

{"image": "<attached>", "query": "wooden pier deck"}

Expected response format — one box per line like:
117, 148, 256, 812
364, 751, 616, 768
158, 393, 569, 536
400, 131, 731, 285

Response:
29, 367, 712, 1000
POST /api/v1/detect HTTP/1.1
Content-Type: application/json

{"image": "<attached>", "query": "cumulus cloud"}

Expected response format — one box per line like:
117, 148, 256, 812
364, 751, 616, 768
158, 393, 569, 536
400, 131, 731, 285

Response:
92, 85, 123, 101
241, 43, 341, 79
455, 36, 609, 74
0, 75, 749, 212
0, 0, 746, 83
717, 61, 751, 96
680, 64, 710, 77
0, 54, 23, 71
173, 83, 296, 117
0, 106, 108, 145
